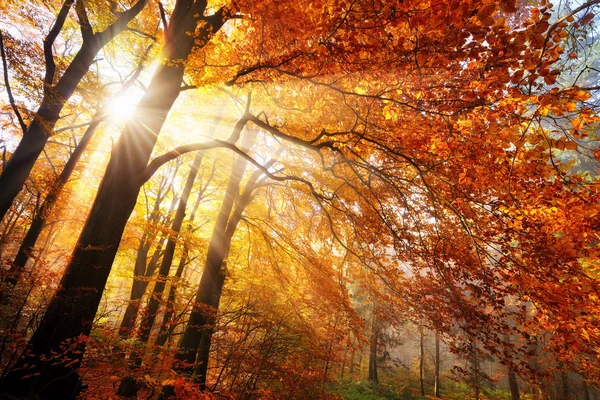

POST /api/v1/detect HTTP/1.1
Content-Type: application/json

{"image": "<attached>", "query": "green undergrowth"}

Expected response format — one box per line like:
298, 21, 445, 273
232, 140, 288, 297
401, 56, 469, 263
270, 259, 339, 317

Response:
330, 376, 520, 400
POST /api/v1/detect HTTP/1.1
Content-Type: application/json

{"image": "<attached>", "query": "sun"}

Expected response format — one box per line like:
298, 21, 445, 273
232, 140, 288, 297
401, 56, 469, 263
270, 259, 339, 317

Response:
105, 92, 140, 123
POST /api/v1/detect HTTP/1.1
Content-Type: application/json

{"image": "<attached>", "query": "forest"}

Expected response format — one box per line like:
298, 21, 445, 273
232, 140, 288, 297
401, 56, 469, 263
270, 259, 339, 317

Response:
0, 0, 600, 399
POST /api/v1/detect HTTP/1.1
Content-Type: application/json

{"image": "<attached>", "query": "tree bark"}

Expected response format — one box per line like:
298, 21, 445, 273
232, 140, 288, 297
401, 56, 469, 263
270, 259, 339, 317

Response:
119, 168, 180, 338
420, 329, 425, 397
118, 150, 205, 396
0, 2, 223, 397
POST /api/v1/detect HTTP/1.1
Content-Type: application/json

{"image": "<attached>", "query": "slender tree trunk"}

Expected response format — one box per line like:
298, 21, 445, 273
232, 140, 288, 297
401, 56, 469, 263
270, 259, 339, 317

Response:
154, 246, 188, 346
119, 236, 152, 338
368, 312, 378, 384
561, 371, 569, 400
190, 170, 260, 389
0, 2, 222, 397
170, 133, 258, 391
8, 118, 101, 285
117, 151, 206, 396
434, 330, 441, 397
508, 366, 520, 400
119, 172, 180, 338
583, 379, 590, 400
471, 341, 480, 400
420, 329, 425, 397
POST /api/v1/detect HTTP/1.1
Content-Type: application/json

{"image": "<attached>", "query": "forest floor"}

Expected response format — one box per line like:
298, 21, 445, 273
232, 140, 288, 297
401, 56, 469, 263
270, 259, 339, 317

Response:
332, 377, 520, 400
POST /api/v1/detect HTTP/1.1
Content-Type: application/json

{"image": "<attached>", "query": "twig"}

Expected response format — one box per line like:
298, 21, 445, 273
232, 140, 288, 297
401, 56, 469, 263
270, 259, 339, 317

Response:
0, 30, 27, 133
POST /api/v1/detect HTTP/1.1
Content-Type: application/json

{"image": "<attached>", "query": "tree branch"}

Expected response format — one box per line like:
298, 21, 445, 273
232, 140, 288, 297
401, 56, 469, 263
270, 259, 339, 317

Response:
75, 0, 94, 42
0, 31, 26, 134
96, 0, 150, 47
43, 0, 75, 86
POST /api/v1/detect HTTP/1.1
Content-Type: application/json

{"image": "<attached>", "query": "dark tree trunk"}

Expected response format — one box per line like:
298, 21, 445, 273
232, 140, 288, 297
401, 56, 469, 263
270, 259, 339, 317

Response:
471, 341, 480, 400
118, 150, 206, 397
154, 112, 222, 349
0, 1, 221, 397
420, 329, 425, 397
583, 379, 590, 400
434, 330, 441, 397
154, 246, 188, 346
119, 169, 179, 338
508, 366, 520, 400
170, 133, 258, 390
368, 313, 378, 384
119, 238, 152, 338
561, 371, 569, 400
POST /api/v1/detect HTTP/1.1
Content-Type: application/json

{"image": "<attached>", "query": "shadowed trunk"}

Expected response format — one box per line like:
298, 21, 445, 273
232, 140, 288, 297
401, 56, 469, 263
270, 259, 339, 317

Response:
117, 150, 206, 396
420, 329, 425, 397
169, 132, 261, 391
508, 366, 520, 400
0, 2, 224, 397
434, 330, 441, 397
368, 312, 378, 384
119, 168, 180, 338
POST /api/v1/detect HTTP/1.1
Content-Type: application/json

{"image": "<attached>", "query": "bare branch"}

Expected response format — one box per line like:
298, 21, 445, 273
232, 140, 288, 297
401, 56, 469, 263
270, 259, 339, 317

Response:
96, 0, 150, 47
0, 30, 27, 133
75, 0, 94, 42
43, 0, 75, 86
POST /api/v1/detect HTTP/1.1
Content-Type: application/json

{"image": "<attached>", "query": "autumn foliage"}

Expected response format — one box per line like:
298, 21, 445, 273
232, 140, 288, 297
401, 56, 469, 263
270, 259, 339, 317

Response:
0, 0, 600, 399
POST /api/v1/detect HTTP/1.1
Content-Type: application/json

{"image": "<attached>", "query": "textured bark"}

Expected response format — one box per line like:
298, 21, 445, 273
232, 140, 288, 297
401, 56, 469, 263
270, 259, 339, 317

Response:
0, 1, 222, 397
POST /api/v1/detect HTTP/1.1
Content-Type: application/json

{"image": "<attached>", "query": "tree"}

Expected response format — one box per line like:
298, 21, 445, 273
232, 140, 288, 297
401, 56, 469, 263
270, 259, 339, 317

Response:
0, 0, 229, 396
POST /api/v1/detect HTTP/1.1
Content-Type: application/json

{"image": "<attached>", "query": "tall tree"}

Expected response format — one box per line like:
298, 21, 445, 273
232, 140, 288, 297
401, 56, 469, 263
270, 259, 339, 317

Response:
0, 1, 228, 397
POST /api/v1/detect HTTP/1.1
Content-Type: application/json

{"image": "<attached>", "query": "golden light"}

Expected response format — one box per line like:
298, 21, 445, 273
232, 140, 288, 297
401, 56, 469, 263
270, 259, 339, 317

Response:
105, 92, 140, 123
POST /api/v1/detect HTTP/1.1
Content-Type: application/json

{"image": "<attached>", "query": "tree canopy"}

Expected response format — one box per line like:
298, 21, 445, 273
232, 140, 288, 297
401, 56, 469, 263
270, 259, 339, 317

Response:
1, 0, 600, 399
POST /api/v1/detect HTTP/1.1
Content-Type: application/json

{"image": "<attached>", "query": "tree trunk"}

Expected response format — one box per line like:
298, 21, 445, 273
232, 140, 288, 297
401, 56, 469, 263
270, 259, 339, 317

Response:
561, 371, 569, 400
420, 329, 425, 397
119, 172, 179, 338
8, 117, 101, 286
368, 313, 378, 384
170, 133, 258, 390
434, 330, 441, 397
471, 341, 480, 400
117, 150, 206, 396
0, 2, 219, 397
508, 366, 520, 400
154, 246, 188, 346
